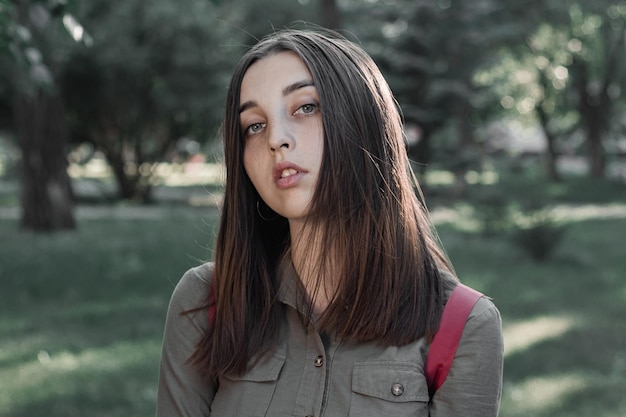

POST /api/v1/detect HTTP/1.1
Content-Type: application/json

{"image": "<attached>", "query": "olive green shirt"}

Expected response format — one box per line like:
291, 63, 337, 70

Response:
157, 261, 503, 417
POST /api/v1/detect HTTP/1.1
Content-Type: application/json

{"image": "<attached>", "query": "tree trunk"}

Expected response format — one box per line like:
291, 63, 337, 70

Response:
105, 150, 153, 203
571, 52, 612, 178
535, 70, 560, 182
320, 0, 342, 29
451, 102, 476, 198
16, 90, 76, 231
577, 91, 607, 178
535, 103, 560, 182
587, 123, 605, 178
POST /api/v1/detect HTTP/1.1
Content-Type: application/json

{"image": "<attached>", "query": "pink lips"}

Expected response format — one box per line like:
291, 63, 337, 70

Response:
273, 161, 308, 189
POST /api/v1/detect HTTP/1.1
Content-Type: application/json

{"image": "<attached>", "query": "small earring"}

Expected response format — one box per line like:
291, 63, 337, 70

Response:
256, 200, 279, 221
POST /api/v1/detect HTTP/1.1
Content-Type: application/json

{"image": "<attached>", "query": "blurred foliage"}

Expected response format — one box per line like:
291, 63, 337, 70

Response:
509, 205, 568, 262
59, 0, 325, 202
350, 0, 536, 180
0, 0, 625, 210
59, 0, 232, 201
475, 0, 626, 177
1, 1, 80, 231
464, 177, 568, 261
472, 190, 512, 236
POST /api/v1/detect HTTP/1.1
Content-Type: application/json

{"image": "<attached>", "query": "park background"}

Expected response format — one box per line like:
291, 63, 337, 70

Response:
1, 0, 625, 416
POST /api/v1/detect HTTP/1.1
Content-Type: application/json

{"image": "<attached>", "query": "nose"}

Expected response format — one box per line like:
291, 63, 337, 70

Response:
267, 120, 295, 152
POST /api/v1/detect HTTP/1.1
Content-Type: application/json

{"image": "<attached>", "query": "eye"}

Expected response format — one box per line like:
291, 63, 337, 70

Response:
294, 103, 318, 115
244, 122, 265, 136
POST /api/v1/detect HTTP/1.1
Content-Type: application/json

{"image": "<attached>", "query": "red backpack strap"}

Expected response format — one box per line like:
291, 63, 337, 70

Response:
425, 283, 483, 397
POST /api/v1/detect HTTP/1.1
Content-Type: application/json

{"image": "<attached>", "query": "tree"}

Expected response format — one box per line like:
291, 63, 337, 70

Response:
567, 2, 625, 177
53, 0, 335, 203
352, 0, 526, 193
223, 0, 323, 45
3, 1, 76, 231
61, 0, 233, 202
320, 0, 342, 29
478, 26, 581, 182
480, 1, 626, 179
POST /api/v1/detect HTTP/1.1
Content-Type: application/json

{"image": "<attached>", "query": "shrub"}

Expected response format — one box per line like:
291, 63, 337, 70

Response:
473, 191, 512, 236
509, 205, 567, 261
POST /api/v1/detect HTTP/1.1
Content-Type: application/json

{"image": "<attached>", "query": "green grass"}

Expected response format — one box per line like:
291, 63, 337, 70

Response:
0, 175, 625, 417
0, 206, 218, 417
438, 217, 626, 416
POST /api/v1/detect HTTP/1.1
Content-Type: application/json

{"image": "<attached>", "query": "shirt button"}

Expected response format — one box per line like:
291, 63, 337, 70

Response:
314, 355, 324, 367
391, 383, 404, 396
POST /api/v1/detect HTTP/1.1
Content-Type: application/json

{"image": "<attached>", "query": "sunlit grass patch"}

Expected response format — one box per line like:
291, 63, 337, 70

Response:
437, 208, 625, 417
501, 370, 626, 417
0, 175, 624, 417
503, 314, 577, 357
0, 207, 216, 417
0, 339, 161, 417
502, 372, 589, 415
423, 168, 499, 186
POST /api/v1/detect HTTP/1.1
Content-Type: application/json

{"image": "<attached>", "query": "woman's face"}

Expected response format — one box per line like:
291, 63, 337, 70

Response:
240, 51, 324, 226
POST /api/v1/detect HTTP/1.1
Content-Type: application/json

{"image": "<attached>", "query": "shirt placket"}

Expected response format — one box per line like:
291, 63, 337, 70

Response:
318, 335, 342, 417
277, 258, 342, 417
293, 322, 326, 417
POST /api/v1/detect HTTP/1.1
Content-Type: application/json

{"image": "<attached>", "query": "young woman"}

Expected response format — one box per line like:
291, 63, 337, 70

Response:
157, 29, 503, 417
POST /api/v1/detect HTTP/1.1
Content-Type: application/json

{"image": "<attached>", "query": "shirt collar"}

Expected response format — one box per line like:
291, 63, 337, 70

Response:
276, 253, 310, 315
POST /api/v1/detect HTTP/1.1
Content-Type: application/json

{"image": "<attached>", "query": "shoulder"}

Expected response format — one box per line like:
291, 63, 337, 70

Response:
439, 269, 501, 330
438, 270, 503, 348
466, 284, 502, 334
461, 291, 503, 351
469, 296, 500, 323
158, 263, 217, 415
431, 288, 503, 416
168, 262, 214, 313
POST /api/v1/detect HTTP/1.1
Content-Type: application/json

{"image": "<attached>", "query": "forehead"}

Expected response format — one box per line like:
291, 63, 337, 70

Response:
240, 51, 313, 94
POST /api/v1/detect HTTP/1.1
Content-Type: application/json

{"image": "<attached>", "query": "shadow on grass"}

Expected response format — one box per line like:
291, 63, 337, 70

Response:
0, 294, 167, 367
0, 291, 174, 417
1, 175, 624, 417
0, 211, 217, 417
437, 217, 626, 417
2, 339, 161, 417
500, 322, 626, 417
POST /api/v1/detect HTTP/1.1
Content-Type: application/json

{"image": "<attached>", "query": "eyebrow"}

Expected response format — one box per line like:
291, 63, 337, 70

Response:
239, 79, 315, 114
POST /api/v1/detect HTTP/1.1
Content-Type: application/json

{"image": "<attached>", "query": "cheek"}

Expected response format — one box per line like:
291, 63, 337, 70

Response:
242, 148, 255, 180
312, 120, 324, 156
243, 144, 265, 185
312, 130, 325, 168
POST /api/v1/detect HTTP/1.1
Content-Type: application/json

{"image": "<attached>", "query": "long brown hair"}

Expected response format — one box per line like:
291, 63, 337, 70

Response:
191, 28, 455, 377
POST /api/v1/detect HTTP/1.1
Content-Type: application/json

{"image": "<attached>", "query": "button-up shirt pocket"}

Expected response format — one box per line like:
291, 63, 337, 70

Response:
210, 352, 286, 417
350, 361, 430, 417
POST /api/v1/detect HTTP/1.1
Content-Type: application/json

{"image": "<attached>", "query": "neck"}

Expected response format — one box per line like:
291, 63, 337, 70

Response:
289, 219, 336, 315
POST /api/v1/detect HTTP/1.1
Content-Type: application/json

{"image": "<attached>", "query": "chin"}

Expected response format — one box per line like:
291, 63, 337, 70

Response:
280, 209, 309, 222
